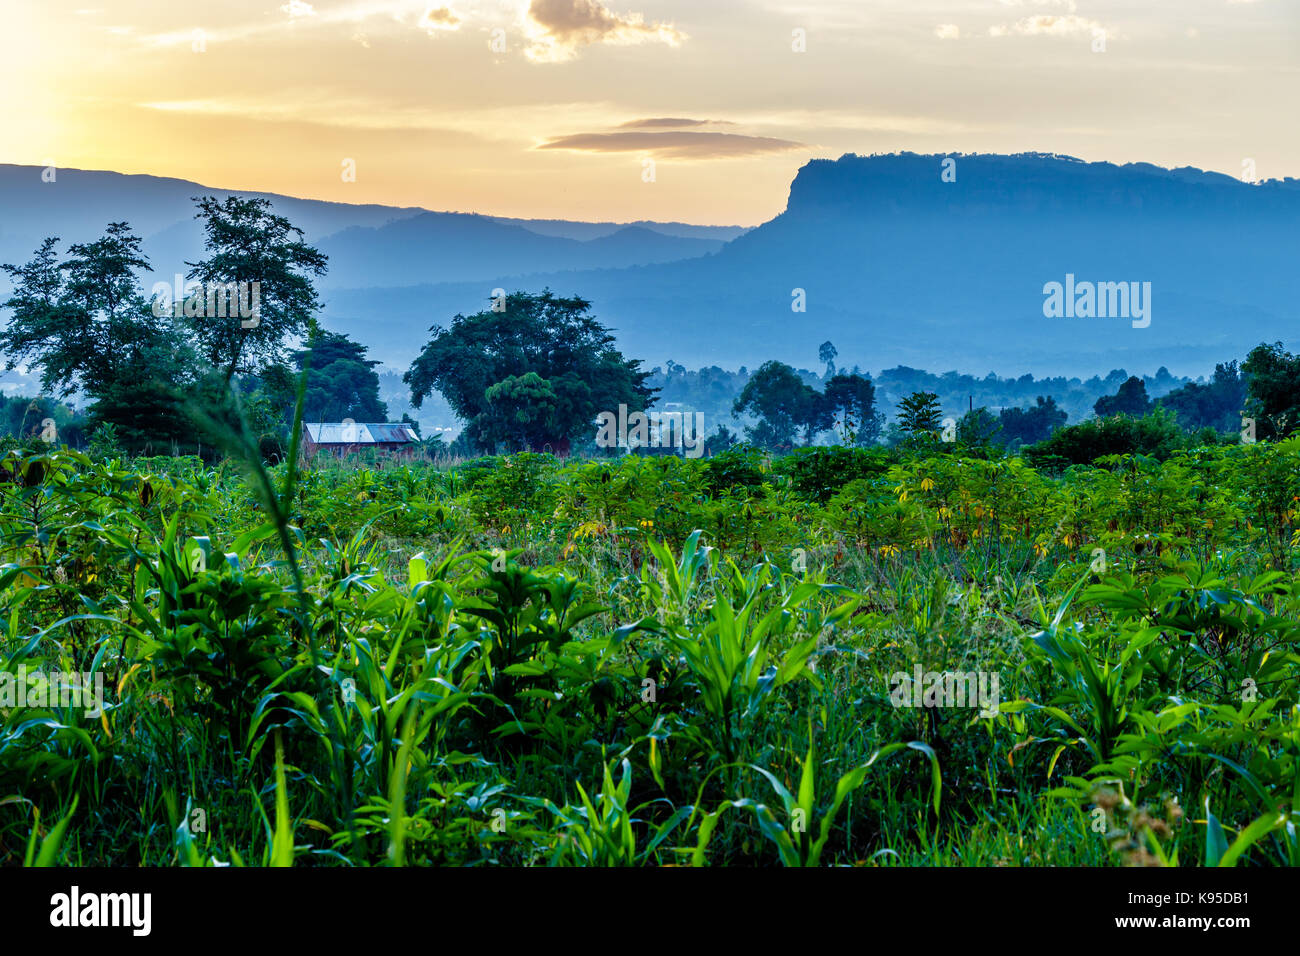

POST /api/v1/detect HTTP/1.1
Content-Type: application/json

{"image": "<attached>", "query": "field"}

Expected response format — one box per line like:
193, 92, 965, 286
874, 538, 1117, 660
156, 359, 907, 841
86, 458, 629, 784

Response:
2, 439, 1298, 867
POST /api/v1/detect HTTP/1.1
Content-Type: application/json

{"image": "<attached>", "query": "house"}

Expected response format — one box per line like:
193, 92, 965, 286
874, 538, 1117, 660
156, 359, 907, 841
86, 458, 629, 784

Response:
300, 422, 420, 460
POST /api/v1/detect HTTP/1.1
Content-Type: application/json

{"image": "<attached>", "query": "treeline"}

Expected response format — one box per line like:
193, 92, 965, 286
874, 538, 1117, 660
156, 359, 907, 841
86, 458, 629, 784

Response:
646, 356, 1196, 429
701, 346, 1295, 466
2, 192, 1298, 465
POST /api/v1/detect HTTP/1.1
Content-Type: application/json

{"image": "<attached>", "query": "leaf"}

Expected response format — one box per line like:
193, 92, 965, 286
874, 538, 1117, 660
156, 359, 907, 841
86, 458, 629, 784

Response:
1204, 797, 1228, 867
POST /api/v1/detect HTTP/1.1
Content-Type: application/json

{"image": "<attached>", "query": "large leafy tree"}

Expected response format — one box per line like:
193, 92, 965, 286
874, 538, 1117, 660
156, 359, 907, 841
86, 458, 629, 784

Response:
732, 360, 829, 449
484, 372, 563, 452
1, 224, 200, 449
1242, 342, 1300, 440
185, 196, 328, 382
294, 330, 388, 423
404, 290, 654, 453
822, 372, 881, 445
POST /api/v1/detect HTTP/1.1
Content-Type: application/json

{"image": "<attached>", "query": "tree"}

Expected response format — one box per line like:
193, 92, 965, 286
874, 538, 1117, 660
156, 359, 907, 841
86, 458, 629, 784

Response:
484, 372, 561, 452
822, 372, 881, 445
896, 391, 943, 439
184, 196, 328, 382
999, 395, 1067, 447
404, 290, 654, 454
1242, 342, 1300, 440
1157, 361, 1248, 434
704, 424, 739, 456
1, 224, 200, 450
294, 330, 388, 423
818, 340, 838, 379
956, 407, 1002, 451
1094, 376, 1151, 418
732, 360, 829, 449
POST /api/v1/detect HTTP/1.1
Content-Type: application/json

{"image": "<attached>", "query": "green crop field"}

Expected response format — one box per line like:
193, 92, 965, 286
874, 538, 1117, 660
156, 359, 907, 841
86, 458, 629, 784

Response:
2, 436, 1298, 867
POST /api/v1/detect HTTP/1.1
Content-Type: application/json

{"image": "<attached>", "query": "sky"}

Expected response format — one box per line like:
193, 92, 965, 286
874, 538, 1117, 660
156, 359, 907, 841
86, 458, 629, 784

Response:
3, 0, 1297, 225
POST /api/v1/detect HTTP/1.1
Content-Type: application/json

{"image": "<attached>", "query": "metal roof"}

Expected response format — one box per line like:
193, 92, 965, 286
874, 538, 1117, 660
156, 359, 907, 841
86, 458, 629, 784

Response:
303, 422, 419, 444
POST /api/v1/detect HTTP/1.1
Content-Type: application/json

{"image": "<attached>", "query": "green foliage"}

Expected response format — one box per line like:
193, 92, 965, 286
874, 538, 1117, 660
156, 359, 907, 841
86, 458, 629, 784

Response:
0, 225, 198, 450
1243, 341, 1300, 440
293, 330, 388, 424
1025, 407, 1190, 466
895, 391, 943, 442
2, 426, 1299, 867
999, 395, 1067, 447
732, 360, 828, 449
404, 290, 654, 454
956, 407, 1002, 454
1158, 362, 1248, 434
823, 373, 882, 445
185, 195, 328, 381
776, 445, 894, 502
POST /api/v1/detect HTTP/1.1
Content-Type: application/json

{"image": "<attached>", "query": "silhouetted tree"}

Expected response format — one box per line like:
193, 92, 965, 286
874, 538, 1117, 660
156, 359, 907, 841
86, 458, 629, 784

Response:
818, 340, 838, 379
999, 395, 1067, 446
1157, 361, 1248, 434
1094, 376, 1151, 418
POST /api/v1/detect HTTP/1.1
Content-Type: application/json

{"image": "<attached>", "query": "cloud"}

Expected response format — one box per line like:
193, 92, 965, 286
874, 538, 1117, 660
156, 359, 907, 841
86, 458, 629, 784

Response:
280, 1, 316, 18
420, 6, 459, 34
616, 117, 735, 130
523, 0, 686, 63
934, 23, 960, 40
989, 14, 1104, 37
537, 127, 805, 159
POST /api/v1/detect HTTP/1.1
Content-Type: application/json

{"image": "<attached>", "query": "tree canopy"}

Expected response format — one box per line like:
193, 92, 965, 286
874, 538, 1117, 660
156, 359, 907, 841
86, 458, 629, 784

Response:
403, 290, 655, 453
1242, 342, 1300, 440
999, 395, 1067, 447
1, 224, 200, 450
294, 330, 388, 423
732, 360, 829, 449
1094, 376, 1151, 418
185, 196, 328, 382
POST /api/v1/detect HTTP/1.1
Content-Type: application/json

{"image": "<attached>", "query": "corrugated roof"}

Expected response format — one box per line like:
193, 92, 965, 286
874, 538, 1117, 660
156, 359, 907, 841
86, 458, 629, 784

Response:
304, 422, 418, 444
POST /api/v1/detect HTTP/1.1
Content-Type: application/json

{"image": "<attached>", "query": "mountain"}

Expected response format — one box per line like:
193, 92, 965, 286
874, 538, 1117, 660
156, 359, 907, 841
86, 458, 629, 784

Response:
486, 217, 748, 242
0, 165, 425, 281
318, 152, 1300, 377
0, 164, 738, 292
315, 216, 724, 289
2, 154, 1298, 381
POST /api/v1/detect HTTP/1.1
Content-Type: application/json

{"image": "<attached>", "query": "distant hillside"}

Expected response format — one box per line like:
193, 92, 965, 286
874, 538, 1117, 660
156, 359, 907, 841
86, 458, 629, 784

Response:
318, 152, 1300, 378
0, 164, 737, 295
316, 216, 724, 289
487, 217, 749, 242
2, 154, 1297, 384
